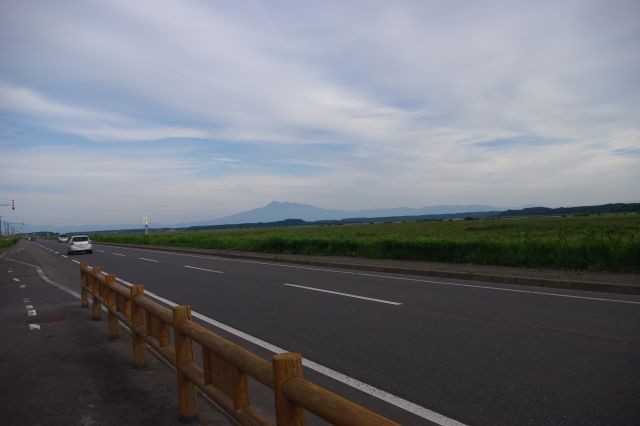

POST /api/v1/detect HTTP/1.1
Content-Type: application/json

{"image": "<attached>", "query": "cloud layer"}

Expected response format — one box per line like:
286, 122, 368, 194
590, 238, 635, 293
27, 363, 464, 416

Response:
1, 0, 638, 226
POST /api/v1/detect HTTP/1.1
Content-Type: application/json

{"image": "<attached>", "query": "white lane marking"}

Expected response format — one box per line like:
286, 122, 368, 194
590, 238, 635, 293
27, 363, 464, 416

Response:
139, 257, 159, 263
25, 305, 34, 309
5, 257, 81, 300
97, 250, 105, 253
284, 283, 402, 306
29, 324, 41, 330
61, 255, 67, 258
27, 309, 37, 317
113, 253, 125, 256
93, 245, 640, 305
9, 249, 460, 426
184, 265, 224, 274
54, 251, 59, 254
104, 274, 458, 425
19, 284, 26, 289
72, 260, 80, 264
13, 278, 20, 282
23, 298, 30, 303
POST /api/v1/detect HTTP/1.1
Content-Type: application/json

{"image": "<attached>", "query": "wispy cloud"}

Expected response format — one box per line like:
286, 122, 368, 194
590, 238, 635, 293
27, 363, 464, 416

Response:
0, 0, 638, 225
0, 82, 207, 141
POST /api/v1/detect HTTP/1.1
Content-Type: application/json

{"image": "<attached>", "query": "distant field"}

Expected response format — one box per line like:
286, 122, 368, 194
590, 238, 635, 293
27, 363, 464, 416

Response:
92, 214, 640, 272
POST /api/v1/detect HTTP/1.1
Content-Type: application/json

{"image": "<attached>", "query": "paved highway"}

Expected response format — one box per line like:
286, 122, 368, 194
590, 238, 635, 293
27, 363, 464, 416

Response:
13, 240, 640, 425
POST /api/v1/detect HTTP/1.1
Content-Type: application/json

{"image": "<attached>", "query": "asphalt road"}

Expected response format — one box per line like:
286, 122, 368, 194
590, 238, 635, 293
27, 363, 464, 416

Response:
15, 239, 640, 425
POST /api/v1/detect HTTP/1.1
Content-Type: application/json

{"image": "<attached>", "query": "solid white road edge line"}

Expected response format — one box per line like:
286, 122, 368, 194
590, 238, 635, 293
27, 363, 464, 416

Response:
105, 274, 462, 425
2, 250, 466, 425
284, 283, 402, 305
184, 265, 224, 274
94, 245, 640, 305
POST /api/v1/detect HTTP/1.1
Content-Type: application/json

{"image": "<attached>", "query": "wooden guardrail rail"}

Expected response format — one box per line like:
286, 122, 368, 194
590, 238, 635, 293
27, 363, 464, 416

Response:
79, 262, 399, 426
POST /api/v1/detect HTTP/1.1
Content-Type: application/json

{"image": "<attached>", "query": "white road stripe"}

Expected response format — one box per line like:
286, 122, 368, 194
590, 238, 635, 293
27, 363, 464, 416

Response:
72, 260, 80, 264
284, 283, 402, 306
94, 245, 640, 305
25, 304, 34, 309
61, 255, 67, 258
113, 253, 125, 256
107, 274, 455, 425
184, 265, 224, 274
97, 250, 105, 253
13, 278, 20, 282
29, 324, 41, 331
10, 252, 463, 426
139, 257, 159, 263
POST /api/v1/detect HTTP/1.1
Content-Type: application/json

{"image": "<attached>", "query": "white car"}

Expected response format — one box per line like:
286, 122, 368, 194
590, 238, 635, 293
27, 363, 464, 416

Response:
58, 234, 69, 243
67, 235, 93, 255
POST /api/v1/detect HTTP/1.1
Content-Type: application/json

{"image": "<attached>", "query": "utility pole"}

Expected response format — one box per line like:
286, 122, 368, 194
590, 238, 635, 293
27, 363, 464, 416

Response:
0, 200, 16, 237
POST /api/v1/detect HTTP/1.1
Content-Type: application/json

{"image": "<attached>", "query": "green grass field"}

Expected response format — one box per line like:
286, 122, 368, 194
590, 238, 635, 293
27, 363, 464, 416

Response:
0, 237, 19, 249
92, 214, 640, 272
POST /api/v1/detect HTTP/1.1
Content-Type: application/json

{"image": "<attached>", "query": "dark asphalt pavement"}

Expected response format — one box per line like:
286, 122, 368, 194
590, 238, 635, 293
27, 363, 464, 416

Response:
0, 242, 233, 426
6, 239, 640, 425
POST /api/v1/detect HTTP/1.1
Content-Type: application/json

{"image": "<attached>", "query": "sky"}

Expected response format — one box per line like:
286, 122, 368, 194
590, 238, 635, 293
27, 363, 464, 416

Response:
1, 0, 638, 228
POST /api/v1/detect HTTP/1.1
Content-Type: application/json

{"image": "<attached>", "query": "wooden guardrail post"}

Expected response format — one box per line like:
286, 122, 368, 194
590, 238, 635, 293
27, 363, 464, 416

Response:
105, 274, 118, 339
91, 266, 102, 320
130, 285, 147, 367
273, 353, 305, 426
173, 305, 198, 421
80, 262, 88, 307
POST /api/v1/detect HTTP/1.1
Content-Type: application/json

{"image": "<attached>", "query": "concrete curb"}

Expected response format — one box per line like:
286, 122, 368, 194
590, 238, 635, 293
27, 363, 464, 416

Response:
95, 242, 640, 295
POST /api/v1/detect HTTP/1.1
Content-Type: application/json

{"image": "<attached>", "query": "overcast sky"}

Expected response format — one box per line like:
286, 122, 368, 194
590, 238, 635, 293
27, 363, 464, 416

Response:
1, 0, 638, 227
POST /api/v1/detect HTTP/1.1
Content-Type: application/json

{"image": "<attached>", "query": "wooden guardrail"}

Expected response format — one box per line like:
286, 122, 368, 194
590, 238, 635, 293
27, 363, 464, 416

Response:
79, 262, 399, 426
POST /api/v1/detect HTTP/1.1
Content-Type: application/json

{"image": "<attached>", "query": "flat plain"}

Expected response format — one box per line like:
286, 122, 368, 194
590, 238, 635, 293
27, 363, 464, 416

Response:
93, 214, 640, 272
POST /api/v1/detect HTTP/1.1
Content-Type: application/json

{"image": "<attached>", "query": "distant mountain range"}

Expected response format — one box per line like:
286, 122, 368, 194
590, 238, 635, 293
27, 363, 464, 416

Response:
14, 201, 639, 234
179, 201, 506, 227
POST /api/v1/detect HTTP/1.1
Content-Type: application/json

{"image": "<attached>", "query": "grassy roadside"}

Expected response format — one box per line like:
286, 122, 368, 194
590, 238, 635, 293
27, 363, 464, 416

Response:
0, 237, 19, 249
92, 214, 640, 272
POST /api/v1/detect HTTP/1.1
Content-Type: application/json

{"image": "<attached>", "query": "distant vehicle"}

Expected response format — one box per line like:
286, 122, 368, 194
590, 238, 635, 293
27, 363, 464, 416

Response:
58, 234, 69, 243
67, 235, 92, 255
29, 235, 36, 241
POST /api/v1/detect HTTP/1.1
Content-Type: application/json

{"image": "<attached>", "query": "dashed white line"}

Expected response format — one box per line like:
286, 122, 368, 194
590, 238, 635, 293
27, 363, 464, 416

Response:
25, 304, 34, 309
72, 260, 80, 264
61, 255, 68, 258
184, 265, 224, 274
29, 324, 41, 331
97, 250, 105, 253
104, 273, 452, 424
27, 309, 37, 317
113, 253, 125, 257
139, 257, 159, 263
97, 245, 640, 305
13, 278, 20, 282
284, 283, 402, 305
19, 284, 26, 289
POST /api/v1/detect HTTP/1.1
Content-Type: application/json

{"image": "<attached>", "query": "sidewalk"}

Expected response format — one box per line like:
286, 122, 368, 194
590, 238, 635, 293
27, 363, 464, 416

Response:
0, 245, 234, 426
